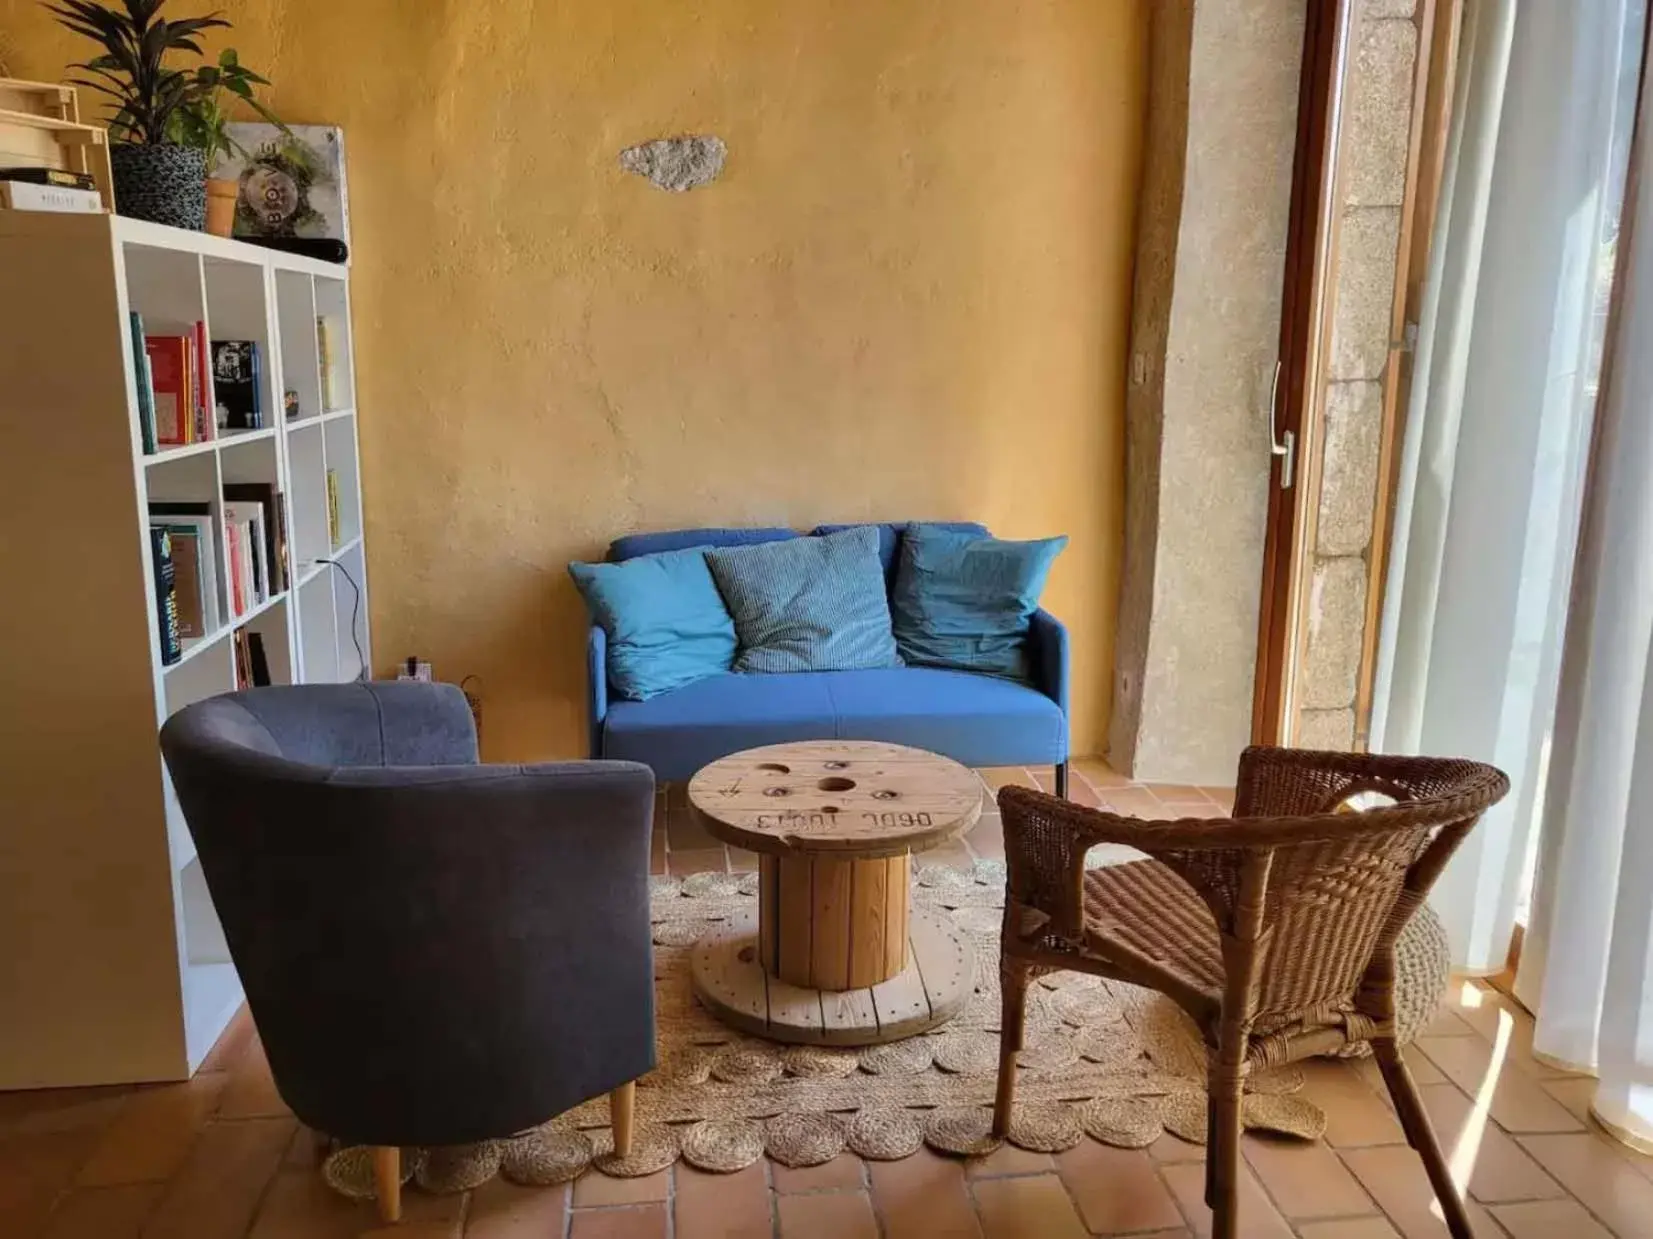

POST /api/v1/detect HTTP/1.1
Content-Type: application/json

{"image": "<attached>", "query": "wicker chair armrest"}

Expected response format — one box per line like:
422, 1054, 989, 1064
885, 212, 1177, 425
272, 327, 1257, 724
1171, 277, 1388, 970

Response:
997, 785, 1210, 944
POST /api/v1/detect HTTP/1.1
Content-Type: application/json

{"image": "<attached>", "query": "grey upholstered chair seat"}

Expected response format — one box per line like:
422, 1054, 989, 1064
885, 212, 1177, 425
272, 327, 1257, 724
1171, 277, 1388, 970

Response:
160, 683, 657, 1172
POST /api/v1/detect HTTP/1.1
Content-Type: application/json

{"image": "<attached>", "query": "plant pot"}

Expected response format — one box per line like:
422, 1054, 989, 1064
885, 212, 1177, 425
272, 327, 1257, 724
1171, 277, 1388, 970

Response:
204, 177, 238, 237
110, 144, 207, 230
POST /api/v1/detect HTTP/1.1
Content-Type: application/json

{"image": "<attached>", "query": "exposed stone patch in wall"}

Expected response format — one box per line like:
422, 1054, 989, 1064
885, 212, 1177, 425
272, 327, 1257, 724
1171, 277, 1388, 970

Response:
1318, 381, 1383, 557
619, 136, 727, 192
1302, 557, 1368, 710
1298, 707, 1356, 750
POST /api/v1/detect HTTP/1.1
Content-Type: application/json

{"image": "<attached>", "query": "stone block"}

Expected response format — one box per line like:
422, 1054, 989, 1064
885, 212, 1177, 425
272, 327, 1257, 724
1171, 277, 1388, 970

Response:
1363, 0, 1418, 18
1300, 556, 1368, 710
1297, 707, 1356, 751
1317, 380, 1383, 556
1329, 207, 1401, 381
1343, 18, 1418, 207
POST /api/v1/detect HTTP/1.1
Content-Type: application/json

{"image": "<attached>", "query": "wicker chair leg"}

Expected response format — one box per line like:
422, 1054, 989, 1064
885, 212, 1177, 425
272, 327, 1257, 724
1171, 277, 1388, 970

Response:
1372, 1040, 1474, 1238
1206, 1076, 1244, 1239
991, 961, 1031, 1137
1054, 761, 1070, 799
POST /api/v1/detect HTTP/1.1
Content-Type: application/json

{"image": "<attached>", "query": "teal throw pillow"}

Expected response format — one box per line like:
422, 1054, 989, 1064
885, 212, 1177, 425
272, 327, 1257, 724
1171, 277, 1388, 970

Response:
569, 548, 736, 700
705, 525, 900, 673
891, 524, 1067, 679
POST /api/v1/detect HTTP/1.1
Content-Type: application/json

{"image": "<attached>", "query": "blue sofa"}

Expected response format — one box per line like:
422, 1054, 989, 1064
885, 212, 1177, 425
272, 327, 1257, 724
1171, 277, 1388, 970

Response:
584, 522, 1069, 794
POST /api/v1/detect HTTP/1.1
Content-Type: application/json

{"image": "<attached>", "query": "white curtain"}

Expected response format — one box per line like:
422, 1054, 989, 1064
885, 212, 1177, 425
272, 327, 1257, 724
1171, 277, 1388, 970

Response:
1371, 0, 1642, 974
1515, 40, 1653, 1147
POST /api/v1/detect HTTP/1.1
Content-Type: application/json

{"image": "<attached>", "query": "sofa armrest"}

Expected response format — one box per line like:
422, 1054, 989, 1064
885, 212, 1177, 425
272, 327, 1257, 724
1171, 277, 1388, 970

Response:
587, 625, 609, 759
1028, 609, 1070, 747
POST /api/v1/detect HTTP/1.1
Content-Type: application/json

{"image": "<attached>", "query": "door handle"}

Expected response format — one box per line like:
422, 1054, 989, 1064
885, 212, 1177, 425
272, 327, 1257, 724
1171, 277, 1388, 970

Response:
1267, 360, 1296, 490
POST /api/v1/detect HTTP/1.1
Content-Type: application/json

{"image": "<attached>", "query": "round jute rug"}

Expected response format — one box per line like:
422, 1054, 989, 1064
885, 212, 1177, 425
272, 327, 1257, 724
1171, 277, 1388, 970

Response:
321, 859, 1444, 1198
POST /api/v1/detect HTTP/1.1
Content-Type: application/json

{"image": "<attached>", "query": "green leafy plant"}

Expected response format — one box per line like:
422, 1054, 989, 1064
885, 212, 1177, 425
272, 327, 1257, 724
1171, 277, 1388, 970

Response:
168, 48, 289, 169
47, 0, 228, 145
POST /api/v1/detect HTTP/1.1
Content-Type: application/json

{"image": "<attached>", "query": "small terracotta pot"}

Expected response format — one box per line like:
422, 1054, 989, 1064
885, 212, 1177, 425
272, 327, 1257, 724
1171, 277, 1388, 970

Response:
204, 177, 238, 237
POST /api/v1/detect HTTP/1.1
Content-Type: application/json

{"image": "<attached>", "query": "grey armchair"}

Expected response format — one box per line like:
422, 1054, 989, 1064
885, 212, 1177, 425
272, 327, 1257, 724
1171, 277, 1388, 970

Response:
160, 682, 657, 1223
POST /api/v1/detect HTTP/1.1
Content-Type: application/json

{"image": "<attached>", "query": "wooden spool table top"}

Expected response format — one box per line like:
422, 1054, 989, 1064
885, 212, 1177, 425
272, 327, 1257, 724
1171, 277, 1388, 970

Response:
688, 740, 983, 859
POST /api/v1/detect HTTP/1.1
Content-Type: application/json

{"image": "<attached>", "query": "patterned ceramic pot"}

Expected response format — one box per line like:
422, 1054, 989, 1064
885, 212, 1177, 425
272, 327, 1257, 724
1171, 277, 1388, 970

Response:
110, 144, 207, 230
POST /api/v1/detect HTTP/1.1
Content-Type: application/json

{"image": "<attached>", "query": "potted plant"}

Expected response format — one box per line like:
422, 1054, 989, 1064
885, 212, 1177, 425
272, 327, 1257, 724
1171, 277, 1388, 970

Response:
47, 0, 228, 229
168, 49, 288, 236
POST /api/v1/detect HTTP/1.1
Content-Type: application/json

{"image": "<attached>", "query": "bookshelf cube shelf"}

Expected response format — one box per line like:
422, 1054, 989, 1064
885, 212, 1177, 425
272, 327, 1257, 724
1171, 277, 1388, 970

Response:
0, 212, 372, 1088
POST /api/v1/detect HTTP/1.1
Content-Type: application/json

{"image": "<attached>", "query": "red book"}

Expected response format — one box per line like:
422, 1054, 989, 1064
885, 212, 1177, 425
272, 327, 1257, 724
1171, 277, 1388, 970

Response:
143, 336, 190, 445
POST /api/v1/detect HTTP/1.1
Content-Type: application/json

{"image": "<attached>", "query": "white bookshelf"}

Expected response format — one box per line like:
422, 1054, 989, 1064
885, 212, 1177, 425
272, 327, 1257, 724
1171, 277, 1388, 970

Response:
0, 212, 372, 1088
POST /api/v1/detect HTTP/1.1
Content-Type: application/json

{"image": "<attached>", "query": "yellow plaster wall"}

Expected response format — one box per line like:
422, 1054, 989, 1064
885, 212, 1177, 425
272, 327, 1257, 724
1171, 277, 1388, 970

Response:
3, 0, 1145, 760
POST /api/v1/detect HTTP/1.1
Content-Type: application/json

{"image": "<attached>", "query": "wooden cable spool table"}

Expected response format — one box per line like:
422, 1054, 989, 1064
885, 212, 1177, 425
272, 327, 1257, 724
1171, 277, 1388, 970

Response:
687, 740, 982, 1045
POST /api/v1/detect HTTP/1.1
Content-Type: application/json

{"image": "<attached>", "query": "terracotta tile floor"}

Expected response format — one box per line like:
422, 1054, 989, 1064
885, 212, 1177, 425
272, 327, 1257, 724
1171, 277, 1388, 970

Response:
6, 762, 1651, 1237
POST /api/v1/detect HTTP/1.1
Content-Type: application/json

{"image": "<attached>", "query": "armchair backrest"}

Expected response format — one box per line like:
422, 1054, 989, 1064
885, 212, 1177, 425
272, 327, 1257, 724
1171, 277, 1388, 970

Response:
160, 683, 657, 1147
1000, 748, 1507, 1045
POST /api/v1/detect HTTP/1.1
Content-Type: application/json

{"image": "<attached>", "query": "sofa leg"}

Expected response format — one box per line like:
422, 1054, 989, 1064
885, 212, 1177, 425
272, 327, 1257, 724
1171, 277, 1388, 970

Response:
372, 1145, 401, 1224
1054, 761, 1070, 800
611, 1080, 636, 1157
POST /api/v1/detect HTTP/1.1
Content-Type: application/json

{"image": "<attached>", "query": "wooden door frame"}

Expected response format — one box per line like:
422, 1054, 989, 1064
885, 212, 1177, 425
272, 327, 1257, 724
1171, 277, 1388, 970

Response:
1251, 0, 1355, 745
1253, 0, 1461, 748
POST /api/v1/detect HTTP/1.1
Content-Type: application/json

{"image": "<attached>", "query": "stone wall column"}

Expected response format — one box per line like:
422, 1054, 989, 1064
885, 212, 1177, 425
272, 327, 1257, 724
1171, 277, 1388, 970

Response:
1108, 0, 1305, 783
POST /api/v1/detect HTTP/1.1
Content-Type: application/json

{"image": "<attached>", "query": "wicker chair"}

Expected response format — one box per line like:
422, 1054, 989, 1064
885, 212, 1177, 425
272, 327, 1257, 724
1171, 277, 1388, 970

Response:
993, 747, 1508, 1239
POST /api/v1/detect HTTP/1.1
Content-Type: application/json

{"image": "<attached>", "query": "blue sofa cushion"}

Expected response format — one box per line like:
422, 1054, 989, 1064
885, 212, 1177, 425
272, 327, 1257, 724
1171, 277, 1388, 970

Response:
603, 667, 1064, 782
811, 522, 990, 591
706, 526, 900, 673
569, 548, 736, 701
892, 524, 1068, 680
610, 527, 796, 562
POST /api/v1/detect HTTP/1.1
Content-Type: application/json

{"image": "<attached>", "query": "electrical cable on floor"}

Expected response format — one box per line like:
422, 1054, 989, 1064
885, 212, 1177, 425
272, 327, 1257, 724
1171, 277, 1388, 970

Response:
316, 556, 368, 681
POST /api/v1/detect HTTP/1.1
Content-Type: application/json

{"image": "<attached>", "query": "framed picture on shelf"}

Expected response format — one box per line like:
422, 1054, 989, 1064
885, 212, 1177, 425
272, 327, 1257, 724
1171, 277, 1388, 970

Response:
221, 124, 350, 245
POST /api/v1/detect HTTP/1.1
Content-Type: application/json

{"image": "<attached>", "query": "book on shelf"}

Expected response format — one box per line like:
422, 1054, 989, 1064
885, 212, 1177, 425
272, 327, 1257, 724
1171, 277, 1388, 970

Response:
149, 527, 181, 666
325, 468, 341, 545
142, 326, 214, 448
144, 336, 189, 446
232, 629, 272, 689
0, 180, 103, 213
222, 483, 286, 593
129, 312, 156, 455
148, 502, 220, 635
193, 321, 210, 442
0, 166, 97, 189
212, 340, 263, 432
223, 500, 270, 613
317, 315, 347, 410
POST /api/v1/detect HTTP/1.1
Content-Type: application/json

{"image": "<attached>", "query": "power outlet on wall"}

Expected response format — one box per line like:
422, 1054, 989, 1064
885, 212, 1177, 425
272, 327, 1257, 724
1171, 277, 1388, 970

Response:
398, 658, 433, 683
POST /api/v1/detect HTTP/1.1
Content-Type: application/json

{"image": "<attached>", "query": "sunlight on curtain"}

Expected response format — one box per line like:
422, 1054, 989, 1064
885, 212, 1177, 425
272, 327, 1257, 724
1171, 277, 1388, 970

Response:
1371, 0, 1643, 975
1517, 16, 1653, 1144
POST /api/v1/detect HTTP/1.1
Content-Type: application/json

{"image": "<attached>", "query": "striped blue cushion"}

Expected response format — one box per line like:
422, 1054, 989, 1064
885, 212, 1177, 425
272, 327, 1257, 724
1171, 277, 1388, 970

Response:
706, 526, 900, 673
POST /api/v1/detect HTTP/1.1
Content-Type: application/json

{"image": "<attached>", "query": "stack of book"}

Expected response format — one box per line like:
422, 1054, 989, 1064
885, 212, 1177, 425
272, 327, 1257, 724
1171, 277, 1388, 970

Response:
223, 483, 288, 615
0, 166, 103, 214
130, 314, 213, 450
149, 502, 220, 649
212, 340, 265, 431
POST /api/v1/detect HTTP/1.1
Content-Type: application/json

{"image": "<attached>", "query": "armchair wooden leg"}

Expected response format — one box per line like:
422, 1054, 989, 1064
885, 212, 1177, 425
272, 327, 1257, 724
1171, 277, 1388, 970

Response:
371, 1146, 401, 1224
611, 1080, 636, 1158
1054, 761, 1070, 800
1206, 1074, 1244, 1239
992, 959, 1031, 1138
1373, 1039, 1475, 1239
